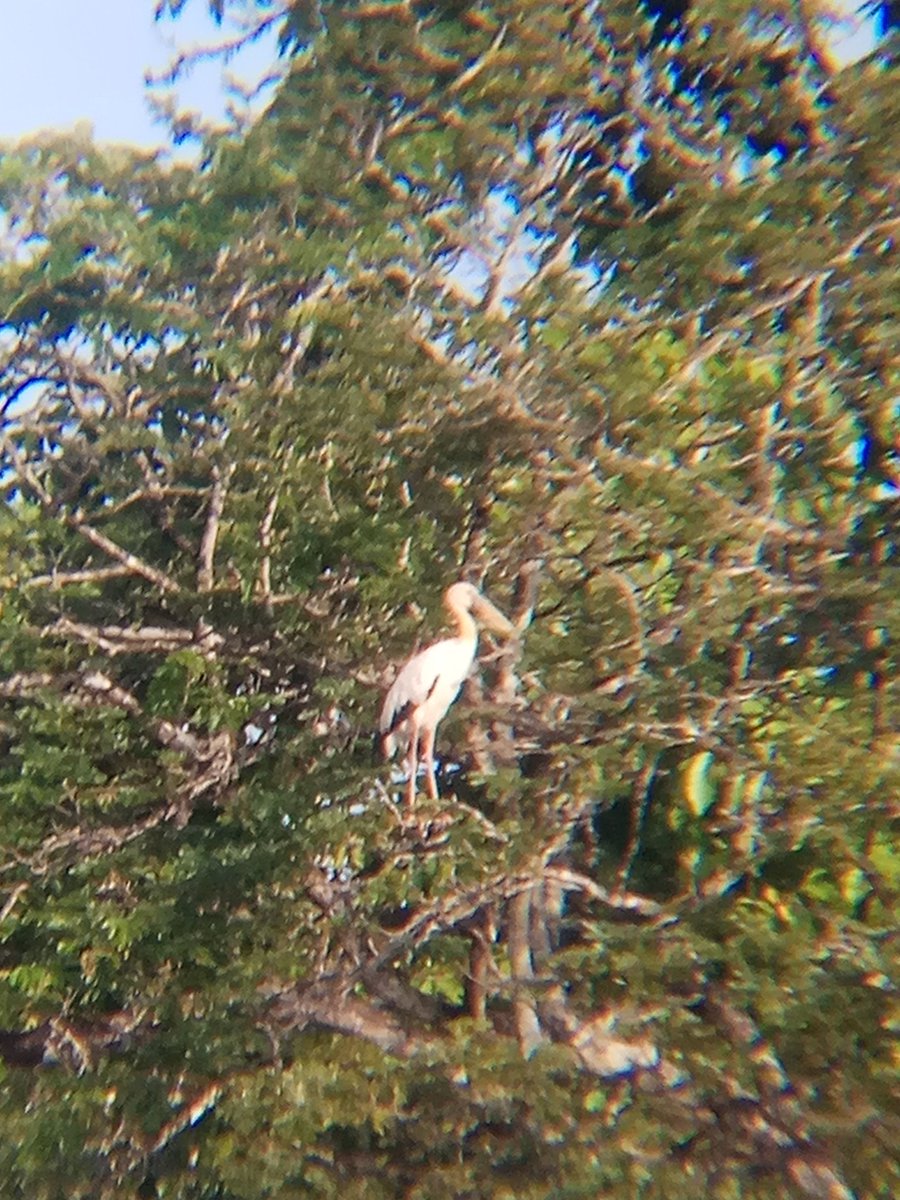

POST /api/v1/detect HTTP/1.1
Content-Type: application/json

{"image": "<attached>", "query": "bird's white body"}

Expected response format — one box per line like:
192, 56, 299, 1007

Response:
379, 582, 513, 804
380, 633, 478, 761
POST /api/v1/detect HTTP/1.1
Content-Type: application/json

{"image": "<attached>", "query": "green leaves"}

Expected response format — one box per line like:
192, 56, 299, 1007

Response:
0, 4, 897, 1199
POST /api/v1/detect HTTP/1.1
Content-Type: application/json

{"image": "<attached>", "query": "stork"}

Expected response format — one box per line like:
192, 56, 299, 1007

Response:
379, 581, 515, 804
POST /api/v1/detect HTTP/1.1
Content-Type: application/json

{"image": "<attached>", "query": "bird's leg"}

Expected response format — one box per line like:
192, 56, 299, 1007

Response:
405, 732, 418, 806
422, 726, 439, 800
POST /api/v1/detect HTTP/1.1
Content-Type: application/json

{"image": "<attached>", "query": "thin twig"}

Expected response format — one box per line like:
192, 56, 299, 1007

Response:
24, 565, 134, 589
256, 490, 279, 602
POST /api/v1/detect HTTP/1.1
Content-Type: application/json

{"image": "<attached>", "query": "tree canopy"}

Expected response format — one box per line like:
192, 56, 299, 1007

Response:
0, 2, 897, 1198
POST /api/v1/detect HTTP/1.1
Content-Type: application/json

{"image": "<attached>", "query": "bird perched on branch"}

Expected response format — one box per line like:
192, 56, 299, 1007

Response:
379, 581, 515, 804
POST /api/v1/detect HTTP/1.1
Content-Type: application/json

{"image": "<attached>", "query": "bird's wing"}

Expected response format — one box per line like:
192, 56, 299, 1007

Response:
379, 640, 450, 738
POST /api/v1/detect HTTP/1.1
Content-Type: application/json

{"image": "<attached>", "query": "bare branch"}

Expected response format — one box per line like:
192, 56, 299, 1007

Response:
24, 565, 135, 589
78, 670, 201, 757
197, 463, 234, 592
447, 21, 508, 96
72, 519, 180, 593
0, 671, 60, 699
45, 618, 221, 657
256, 490, 279, 602
146, 1083, 225, 1157
542, 867, 664, 919
1, 431, 180, 589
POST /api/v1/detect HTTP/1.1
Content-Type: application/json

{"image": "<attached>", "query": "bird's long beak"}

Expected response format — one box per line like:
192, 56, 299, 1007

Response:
471, 594, 515, 637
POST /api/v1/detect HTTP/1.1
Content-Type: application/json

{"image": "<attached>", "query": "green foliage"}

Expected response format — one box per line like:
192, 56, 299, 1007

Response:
0, 2, 897, 1198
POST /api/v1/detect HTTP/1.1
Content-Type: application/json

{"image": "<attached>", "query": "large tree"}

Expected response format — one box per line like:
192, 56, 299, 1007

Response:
1, 2, 897, 1197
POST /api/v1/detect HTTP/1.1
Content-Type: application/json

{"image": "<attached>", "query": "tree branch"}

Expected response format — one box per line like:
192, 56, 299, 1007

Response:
255, 489, 279, 602
197, 464, 234, 592
44, 617, 222, 658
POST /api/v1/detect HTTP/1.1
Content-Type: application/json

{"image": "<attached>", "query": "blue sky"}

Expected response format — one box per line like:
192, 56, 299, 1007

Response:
0, 0, 279, 151
0, 1, 878, 154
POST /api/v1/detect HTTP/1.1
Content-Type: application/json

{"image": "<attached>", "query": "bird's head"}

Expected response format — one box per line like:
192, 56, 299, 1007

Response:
444, 581, 515, 636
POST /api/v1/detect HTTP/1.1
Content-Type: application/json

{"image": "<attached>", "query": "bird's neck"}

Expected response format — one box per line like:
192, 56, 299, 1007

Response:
452, 609, 478, 643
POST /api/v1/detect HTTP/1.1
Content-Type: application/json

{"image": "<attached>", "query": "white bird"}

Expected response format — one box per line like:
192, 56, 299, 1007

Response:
379, 581, 515, 804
